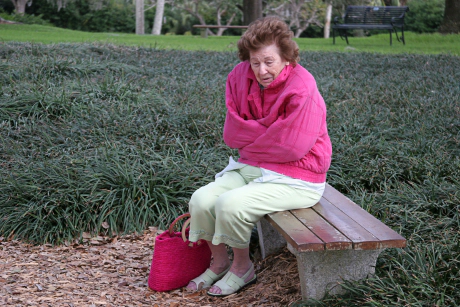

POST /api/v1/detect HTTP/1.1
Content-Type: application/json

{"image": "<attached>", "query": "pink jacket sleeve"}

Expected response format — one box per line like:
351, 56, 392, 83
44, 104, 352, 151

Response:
237, 92, 325, 163
223, 73, 268, 149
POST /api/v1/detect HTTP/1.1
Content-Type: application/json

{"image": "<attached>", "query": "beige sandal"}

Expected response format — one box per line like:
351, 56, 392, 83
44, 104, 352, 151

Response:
187, 266, 231, 291
207, 263, 257, 297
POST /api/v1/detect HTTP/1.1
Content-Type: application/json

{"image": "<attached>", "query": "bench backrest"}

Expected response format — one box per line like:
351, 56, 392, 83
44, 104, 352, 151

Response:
344, 6, 408, 26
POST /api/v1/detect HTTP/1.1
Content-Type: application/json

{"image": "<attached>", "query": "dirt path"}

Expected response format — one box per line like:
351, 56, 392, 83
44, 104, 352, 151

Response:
1, 228, 302, 306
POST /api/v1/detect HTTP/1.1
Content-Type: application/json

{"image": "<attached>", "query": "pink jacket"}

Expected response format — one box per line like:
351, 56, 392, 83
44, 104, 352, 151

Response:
223, 61, 332, 183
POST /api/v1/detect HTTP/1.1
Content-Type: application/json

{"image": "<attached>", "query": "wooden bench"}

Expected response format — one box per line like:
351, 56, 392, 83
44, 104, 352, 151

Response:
257, 183, 406, 300
332, 6, 409, 45
192, 25, 248, 38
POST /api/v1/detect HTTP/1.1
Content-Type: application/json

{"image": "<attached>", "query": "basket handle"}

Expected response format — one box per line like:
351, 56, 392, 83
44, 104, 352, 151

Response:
168, 213, 202, 246
168, 213, 191, 236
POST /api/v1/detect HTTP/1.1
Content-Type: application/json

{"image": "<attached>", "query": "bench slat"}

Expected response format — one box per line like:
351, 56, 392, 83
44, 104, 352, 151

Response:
313, 197, 381, 250
291, 208, 353, 251
266, 211, 325, 252
192, 25, 248, 29
335, 25, 393, 30
322, 184, 407, 249
331, 6, 408, 46
344, 6, 407, 26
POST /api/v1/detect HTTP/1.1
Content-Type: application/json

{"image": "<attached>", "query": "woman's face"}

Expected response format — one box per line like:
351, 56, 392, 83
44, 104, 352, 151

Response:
249, 44, 288, 87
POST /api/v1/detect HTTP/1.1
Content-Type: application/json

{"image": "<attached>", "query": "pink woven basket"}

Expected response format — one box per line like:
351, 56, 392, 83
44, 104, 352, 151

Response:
148, 213, 212, 292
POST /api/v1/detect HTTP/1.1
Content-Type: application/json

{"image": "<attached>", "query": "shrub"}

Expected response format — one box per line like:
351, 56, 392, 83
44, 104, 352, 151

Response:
405, 0, 445, 33
0, 12, 53, 26
0, 0, 14, 14
28, 0, 135, 33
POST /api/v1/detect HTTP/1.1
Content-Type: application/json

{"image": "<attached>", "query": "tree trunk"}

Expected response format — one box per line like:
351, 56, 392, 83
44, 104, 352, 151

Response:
243, 0, 262, 25
324, 1, 332, 39
136, 0, 145, 35
183, 6, 215, 36
294, 28, 307, 38
11, 0, 27, 15
439, 0, 460, 34
399, 0, 408, 5
152, 0, 165, 35
216, 12, 236, 36
383, 0, 392, 6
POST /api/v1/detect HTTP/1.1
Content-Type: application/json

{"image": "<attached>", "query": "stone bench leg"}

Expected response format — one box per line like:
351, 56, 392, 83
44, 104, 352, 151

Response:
200, 28, 208, 38
257, 219, 286, 259
287, 244, 385, 300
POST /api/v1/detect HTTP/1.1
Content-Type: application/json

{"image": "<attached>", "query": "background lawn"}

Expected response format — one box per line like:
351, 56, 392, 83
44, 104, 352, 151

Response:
1, 23, 459, 55
0, 38, 459, 306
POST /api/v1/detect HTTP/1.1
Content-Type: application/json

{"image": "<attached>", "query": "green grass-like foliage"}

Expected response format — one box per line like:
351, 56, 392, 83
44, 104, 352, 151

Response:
0, 43, 237, 243
1, 42, 459, 306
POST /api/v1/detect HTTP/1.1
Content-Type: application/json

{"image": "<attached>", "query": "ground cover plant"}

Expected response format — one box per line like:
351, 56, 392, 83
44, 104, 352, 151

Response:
1, 42, 459, 306
1, 23, 460, 55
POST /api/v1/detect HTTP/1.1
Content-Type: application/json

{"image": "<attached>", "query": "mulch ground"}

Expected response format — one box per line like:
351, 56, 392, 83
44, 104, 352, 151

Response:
0, 227, 303, 307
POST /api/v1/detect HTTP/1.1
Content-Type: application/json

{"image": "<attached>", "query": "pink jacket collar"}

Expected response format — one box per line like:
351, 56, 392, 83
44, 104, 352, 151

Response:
247, 62, 294, 90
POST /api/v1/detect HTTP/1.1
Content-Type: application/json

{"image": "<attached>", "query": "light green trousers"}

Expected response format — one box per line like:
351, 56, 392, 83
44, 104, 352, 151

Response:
188, 165, 322, 249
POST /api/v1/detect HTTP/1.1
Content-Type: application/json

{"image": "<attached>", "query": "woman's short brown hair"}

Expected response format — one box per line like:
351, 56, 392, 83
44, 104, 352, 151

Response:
237, 16, 300, 65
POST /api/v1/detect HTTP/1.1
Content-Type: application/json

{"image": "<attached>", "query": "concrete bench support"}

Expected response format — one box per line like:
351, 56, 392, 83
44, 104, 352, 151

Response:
288, 244, 384, 300
256, 219, 286, 259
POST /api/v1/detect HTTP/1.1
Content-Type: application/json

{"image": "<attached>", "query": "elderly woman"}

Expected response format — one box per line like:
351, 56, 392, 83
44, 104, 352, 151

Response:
186, 16, 332, 296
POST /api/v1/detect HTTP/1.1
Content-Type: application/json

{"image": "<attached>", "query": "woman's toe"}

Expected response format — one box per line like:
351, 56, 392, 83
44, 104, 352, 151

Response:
186, 281, 197, 291
208, 285, 222, 295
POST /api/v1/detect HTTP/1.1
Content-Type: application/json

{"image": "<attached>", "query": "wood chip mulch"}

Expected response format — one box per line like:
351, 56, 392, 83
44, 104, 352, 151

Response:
0, 227, 303, 306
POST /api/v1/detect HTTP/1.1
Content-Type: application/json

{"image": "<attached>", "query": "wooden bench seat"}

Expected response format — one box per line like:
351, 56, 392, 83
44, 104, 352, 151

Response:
192, 25, 248, 38
332, 6, 409, 45
257, 183, 406, 300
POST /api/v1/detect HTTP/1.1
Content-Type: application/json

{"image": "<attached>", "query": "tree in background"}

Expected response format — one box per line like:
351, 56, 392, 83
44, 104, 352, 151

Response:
214, 0, 240, 35
152, 0, 165, 35
173, 0, 241, 36
11, 0, 72, 14
324, 0, 332, 38
243, 0, 261, 25
173, 0, 213, 35
439, 0, 460, 33
266, 0, 326, 38
136, 0, 144, 34
10, 0, 27, 14
136, 0, 167, 35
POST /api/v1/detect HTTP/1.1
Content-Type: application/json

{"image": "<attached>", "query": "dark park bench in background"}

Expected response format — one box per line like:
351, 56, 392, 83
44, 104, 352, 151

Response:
332, 6, 409, 45
192, 25, 248, 38
257, 183, 407, 300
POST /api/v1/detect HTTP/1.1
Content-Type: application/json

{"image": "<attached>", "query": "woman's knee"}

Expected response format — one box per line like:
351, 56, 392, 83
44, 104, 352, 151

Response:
214, 194, 243, 221
189, 186, 216, 213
